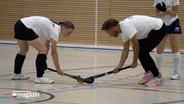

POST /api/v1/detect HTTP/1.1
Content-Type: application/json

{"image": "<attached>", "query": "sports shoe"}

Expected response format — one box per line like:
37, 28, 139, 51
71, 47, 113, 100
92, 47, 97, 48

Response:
11, 73, 30, 80
145, 77, 163, 87
170, 73, 180, 80
138, 72, 153, 85
34, 76, 55, 84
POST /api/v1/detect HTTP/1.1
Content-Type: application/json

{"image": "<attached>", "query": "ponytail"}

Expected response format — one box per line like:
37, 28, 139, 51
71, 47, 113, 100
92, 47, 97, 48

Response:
50, 19, 74, 30
58, 22, 64, 25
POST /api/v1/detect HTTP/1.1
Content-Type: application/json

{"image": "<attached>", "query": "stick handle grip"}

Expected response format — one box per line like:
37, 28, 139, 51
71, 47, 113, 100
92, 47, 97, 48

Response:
92, 65, 131, 79
118, 65, 131, 71
47, 67, 57, 72
46, 68, 77, 79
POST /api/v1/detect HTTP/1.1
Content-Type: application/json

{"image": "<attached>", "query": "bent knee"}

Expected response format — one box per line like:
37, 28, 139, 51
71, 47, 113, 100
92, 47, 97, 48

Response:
38, 46, 47, 54
19, 49, 29, 55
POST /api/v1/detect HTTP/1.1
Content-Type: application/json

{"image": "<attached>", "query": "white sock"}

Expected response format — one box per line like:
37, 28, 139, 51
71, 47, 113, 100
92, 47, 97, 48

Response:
155, 53, 163, 73
173, 52, 181, 74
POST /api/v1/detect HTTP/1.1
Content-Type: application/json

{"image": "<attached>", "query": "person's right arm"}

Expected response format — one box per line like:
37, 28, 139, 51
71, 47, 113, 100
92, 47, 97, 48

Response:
50, 39, 64, 75
113, 40, 130, 73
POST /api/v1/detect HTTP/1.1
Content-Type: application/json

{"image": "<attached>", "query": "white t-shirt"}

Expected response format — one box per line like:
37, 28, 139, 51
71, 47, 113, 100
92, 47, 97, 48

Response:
153, 0, 179, 26
120, 15, 163, 43
21, 16, 61, 41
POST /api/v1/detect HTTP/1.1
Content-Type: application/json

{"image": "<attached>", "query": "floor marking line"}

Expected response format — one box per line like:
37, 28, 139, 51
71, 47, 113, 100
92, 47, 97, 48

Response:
0, 41, 184, 54
153, 100, 184, 104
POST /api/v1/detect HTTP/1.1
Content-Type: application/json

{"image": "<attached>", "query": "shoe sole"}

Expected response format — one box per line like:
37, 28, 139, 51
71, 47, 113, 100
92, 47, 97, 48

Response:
138, 79, 153, 85
11, 77, 30, 80
145, 81, 164, 87
138, 82, 147, 85
145, 83, 161, 87
170, 77, 180, 80
34, 80, 55, 84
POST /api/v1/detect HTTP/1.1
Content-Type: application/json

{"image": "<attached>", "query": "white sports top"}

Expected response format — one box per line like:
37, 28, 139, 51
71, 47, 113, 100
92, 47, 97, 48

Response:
153, 0, 179, 26
120, 15, 163, 43
21, 16, 61, 41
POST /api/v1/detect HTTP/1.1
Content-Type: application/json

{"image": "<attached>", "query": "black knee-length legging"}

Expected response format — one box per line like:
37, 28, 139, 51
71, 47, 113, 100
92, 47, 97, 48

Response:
138, 24, 166, 77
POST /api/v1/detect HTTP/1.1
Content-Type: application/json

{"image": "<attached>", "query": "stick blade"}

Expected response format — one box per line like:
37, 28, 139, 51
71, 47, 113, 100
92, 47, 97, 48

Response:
83, 77, 94, 84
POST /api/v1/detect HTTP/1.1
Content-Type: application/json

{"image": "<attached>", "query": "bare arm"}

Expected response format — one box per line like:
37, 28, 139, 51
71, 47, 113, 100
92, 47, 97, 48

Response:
51, 39, 64, 75
113, 40, 130, 73
165, 5, 178, 17
130, 35, 139, 68
117, 40, 130, 68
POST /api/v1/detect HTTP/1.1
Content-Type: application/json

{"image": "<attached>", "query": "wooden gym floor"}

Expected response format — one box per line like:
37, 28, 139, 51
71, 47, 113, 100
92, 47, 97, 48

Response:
0, 41, 184, 104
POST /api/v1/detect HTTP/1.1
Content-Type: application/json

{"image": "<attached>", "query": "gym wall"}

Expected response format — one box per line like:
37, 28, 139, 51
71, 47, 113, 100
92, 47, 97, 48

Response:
0, 0, 183, 49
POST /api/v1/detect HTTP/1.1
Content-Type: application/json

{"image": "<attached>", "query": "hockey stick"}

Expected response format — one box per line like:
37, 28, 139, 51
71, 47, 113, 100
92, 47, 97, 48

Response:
83, 65, 131, 84
47, 68, 84, 83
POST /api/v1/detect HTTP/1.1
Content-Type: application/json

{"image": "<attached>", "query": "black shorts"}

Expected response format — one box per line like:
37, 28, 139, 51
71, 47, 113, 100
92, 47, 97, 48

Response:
166, 18, 182, 34
138, 23, 167, 52
14, 20, 38, 40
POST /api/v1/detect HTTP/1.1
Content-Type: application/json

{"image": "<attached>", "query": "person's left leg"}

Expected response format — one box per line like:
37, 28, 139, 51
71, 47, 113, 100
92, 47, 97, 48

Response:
138, 25, 166, 86
28, 38, 47, 78
169, 34, 181, 80
28, 38, 55, 84
138, 39, 163, 87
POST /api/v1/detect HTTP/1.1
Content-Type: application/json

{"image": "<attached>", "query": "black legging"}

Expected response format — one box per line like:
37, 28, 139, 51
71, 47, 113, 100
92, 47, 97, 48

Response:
138, 23, 166, 77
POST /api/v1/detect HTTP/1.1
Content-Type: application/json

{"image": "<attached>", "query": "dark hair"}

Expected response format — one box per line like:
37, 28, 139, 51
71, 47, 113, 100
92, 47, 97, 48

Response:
51, 19, 75, 30
59, 21, 75, 30
101, 19, 119, 30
